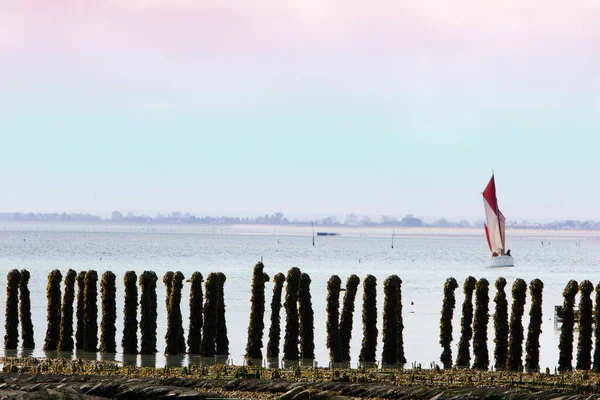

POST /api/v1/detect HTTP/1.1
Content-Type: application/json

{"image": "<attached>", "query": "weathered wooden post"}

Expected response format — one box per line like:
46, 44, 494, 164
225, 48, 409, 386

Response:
100, 271, 117, 353
440, 277, 458, 369
19, 269, 34, 349
75, 271, 87, 350
215, 272, 228, 360
359, 275, 378, 368
44, 269, 63, 351
266, 273, 285, 364
187, 272, 203, 355
558, 280, 578, 372
507, 278, 527, 371
326, 274, 342, 365
5, 269, 21, 350
493, 277, 508, 370
83, 270, 98, 352
576, 280, 593, 370
245, 263, 269, 363
58, 269, 77, 351
122, 271, 138, 354
139, 271, 158, 354
165, 271, 186, 354
456, 276, 477, 367
340, 275, 360, 365
299, 272, 315, 364
472, 278, 490, 370
525, 278, 543, 372
200, 272, 218, 358
283, 267, 301, 366
593, 283, 600, 371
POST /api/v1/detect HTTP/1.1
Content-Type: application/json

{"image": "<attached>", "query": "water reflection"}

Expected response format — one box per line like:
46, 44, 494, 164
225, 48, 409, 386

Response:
75, 351, 98, 361
4, 349, 18, 358
21, 348, 34, 358
140, 353, 156, 368
99, 352, 117, 362
164, 354, 186, 367
122, 353, 138, 366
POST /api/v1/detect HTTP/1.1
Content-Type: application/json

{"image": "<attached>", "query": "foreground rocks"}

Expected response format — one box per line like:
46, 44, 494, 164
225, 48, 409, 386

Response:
1, 372, 600, 399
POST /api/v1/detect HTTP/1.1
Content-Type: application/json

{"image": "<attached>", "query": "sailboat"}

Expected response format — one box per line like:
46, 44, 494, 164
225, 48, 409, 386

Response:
482, 174, 514, 267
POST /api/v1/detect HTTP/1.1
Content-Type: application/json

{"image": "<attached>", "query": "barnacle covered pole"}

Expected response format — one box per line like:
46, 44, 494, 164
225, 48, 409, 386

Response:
215, 272, 229, 357
359, 275, 378, 365
472, 278, 490, 370
326, 274, 342, 364
299, 272, 314, 361
283, 267, 301, 362
576, 280, 593, 370
187, 272, 204, 355
83, 270, 98, 352
493, 277, 509, 370
165, 271, 186, 354
339, 275, 360, 363
439, 277, 458, 369
19, 269, 34, 349
381, 275, 400, 366
525, 278, 543, 372
245, 263, 269, 361
200, 272, 219, 357
122, 271, 138, 354
593, 283, 600, 371
75, 271, 87, 350
44, 269, 63, 351
100, 271, 117, 353
456, 276, 477, 367
139, 271, 158, 354
507, 278, 527, 371
58, 269, 77, 352
5, 269, 21, 350
558, 280, 579, 372
266, 273, 286, 360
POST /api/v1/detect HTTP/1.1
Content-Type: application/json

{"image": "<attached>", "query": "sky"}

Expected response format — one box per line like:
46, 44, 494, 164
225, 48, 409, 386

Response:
0, 0, 599, 221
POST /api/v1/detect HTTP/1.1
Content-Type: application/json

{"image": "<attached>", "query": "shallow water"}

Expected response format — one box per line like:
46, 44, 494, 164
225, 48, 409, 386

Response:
0, 223, 596, 370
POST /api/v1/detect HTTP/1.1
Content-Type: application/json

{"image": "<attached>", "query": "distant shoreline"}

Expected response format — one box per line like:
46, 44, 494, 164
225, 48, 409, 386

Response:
0, 221, 596, 238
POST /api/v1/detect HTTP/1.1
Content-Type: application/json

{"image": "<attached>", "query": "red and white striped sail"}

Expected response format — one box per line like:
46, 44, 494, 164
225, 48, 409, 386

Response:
482, 175, 506, 255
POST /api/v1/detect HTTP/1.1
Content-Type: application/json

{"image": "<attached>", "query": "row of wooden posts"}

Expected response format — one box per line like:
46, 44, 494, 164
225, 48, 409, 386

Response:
441, 277, 600, 372
4, 265, 597, 371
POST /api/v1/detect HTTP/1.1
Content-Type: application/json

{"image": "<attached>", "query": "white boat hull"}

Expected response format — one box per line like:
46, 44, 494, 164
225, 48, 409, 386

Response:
488, 255, 514, 267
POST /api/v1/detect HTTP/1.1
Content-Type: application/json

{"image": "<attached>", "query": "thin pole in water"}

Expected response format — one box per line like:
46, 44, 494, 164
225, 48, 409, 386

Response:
312, 222, 315, 246
391, 227, 395, 249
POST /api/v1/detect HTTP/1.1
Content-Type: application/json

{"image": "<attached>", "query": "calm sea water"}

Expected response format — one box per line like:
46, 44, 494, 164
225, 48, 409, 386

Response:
0, 222, 597, 370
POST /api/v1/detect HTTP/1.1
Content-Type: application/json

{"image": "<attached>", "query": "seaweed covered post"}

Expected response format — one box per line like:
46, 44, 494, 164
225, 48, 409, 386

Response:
19, 269, 34, 349
139, 271, 158, 354
439, 277, 459, 369
283, 267, 302, 363
245, 263, 269, 361
75, 271, 87, 350
58, 269, 77, 352
326, 274, 342, 364
83, 270, 98, 352
99, 271, 117, 353
44, 269, 63, 351
558, 280, 579, 372
381, 275, 400, 366
200, 272, 219, 357
187, 272, 203, 355
397, 277, 406, 364
507, 278, 528, 371
299, 272, 315, 362
576, 280, 594, 370
472, 278, 490, 370
339, 275, 360, 363
359, 275, 378, 366
493, 277, 509, 370
163, 271, 174, 310
215, 272, 229, 357
456, 276, 477, 367
525, 278, 543, 372
5, 269, 21, 350
266, 273, 286, 360
122, 271, 138, 354
593, 283, 600, 371
165, 271, 186, 354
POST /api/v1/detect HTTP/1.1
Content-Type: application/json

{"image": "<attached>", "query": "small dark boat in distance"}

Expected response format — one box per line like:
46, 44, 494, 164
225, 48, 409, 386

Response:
317, 232, 339, 236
